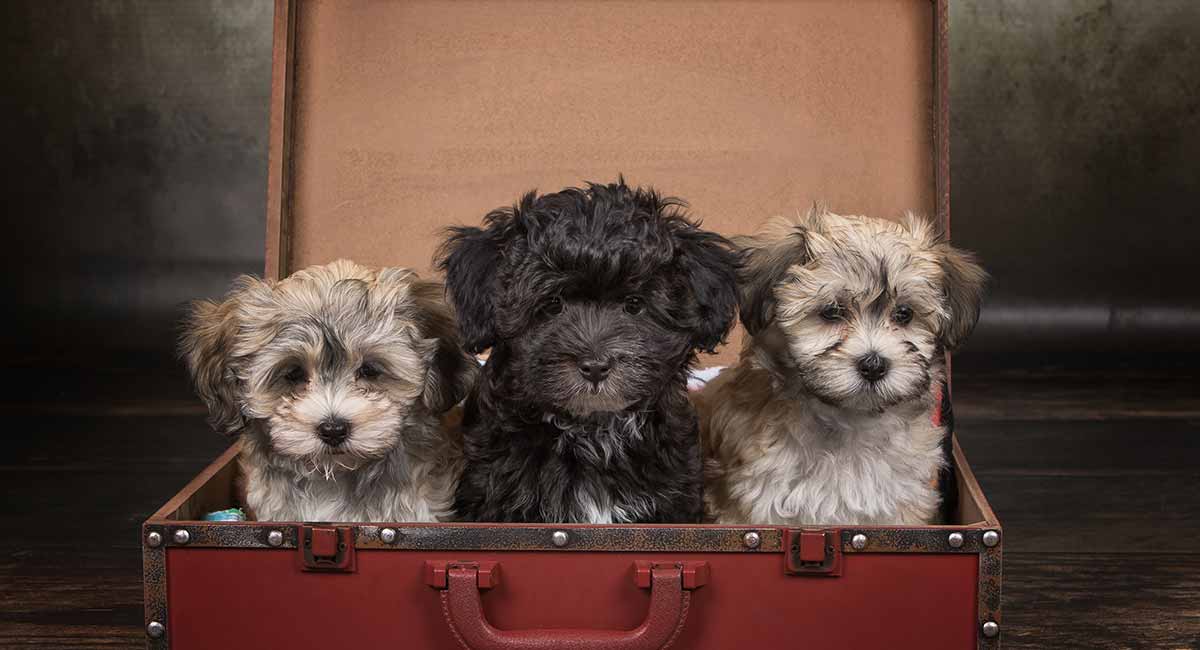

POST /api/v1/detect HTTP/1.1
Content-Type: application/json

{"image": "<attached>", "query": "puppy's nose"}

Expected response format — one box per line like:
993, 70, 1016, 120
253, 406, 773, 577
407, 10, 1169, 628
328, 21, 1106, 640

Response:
317, 418, 350, 446
578, 358, 611, 385
856, 353, 889, 382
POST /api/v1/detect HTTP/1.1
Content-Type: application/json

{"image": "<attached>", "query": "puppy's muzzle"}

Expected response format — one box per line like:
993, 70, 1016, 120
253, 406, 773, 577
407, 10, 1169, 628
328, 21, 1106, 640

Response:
856, 353, 890, 383
577, 357, 611, 386
317, 418, 351, 446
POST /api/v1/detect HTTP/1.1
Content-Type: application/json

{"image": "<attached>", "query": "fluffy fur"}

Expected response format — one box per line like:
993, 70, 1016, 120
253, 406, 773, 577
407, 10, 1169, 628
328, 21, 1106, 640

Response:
438, 180, 739, 523
180, 259, 476, 522
697, 207, 987, 525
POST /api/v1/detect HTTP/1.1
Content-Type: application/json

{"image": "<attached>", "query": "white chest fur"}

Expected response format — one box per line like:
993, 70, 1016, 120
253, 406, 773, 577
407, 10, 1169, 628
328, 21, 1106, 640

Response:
705, 370, 946, 526
237, 434, 455, 523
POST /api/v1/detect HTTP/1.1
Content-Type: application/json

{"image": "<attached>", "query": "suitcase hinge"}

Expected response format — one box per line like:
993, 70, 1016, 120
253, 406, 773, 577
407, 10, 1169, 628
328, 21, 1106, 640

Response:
783, 529, 842, 576
298, 525, 356, 573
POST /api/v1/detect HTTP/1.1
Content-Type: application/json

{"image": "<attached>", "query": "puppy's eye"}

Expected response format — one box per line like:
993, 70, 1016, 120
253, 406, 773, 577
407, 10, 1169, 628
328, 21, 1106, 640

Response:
283, 365, 307, 384
819, 304, 846, 321
543, 296, 564, 316
357, 362, 383, 380
893, 305, 914, 325
623, 295, 644, 315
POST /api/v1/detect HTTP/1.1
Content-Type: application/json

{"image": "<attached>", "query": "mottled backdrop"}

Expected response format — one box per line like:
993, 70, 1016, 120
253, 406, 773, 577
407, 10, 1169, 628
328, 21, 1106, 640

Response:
1, 1, 271, 361
2, 0, 1197, 370
952, 0, 1200, 366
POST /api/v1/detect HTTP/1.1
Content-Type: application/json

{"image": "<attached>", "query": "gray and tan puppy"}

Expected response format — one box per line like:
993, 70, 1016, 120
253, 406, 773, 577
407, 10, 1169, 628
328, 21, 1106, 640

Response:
697, 208, 986, 525
181, 260, 476, 522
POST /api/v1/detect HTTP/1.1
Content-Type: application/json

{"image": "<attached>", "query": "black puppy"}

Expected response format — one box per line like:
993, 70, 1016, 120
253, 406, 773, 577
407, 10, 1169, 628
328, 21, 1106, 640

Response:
438, 180, 739, 523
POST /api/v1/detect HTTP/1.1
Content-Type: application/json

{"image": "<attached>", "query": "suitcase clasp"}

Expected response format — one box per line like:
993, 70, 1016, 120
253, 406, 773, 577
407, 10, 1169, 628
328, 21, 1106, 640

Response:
783, 529, 842, 576
298, 525, 356, 573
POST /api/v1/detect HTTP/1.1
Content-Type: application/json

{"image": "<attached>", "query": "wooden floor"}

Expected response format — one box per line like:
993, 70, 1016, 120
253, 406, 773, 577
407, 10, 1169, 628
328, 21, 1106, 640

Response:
1, 365, 1197, 648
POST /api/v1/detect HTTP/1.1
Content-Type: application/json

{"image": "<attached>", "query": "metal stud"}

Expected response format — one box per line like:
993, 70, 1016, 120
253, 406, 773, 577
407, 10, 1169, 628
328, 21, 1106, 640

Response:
982, 530, 1001, 547
947, 532, 964, 548
172, 529, 190, 545
982, 621, 1000, 638
380, 528, 398, 544
551, 530, 569, 547
266, 530, 283, 547
742, 531, 761, 549
851, 533, 867, 550
146, 621, 165, 638
146, 531, 163, 548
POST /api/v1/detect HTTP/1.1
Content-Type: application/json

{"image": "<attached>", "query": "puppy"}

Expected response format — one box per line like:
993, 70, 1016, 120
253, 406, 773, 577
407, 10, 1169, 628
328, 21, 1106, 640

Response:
697, 208, 986, 525
438, 180, 739, 523
181, 260, 476, 522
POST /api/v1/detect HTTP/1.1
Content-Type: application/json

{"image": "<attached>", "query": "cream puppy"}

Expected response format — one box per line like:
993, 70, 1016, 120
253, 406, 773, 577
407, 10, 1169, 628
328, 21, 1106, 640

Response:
698, 208, 986, 525
181, 260, 476, 522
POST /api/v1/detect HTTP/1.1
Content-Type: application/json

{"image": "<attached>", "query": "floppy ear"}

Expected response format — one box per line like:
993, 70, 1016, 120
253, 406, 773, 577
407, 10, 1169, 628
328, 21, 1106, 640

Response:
409, 279, 479, 414
935, 245, 988, 350
436, 218, 506, 354
674, 227, 740, 353
735, 227, 811, 336
179, 278, 264, 436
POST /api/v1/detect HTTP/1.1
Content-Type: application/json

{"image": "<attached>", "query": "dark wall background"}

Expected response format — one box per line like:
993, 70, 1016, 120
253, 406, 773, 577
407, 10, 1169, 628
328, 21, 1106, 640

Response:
1, 1, 271, 364
2, 0, 1198, 372
952, 0, 1200, 368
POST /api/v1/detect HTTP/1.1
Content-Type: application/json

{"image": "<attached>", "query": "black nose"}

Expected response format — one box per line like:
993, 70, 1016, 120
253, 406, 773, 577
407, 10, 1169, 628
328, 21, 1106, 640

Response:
578, 358, 611, 384
857, 353, 889, 382
317, 419, 350, 446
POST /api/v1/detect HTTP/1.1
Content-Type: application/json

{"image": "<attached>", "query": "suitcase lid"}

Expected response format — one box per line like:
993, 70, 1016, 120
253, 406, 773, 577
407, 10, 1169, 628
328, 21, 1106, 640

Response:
263, 0, 949, 366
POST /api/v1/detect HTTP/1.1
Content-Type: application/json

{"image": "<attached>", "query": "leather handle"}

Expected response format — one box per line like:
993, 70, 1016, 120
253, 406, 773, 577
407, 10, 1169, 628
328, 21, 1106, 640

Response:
434, 562, 706, 650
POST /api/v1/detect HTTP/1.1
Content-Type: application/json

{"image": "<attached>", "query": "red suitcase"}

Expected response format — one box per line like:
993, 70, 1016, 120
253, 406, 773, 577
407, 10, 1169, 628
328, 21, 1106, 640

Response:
143, 1, 1003, 647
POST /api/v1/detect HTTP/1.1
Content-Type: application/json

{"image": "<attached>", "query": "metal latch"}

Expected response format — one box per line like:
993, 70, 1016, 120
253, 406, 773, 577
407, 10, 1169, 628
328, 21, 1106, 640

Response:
783, 529, 842, 576
298, 525, 356, 572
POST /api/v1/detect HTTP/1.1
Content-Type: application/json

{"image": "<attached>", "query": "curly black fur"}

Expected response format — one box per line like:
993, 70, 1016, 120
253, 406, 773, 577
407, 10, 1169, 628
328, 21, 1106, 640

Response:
437, 179, 739, 523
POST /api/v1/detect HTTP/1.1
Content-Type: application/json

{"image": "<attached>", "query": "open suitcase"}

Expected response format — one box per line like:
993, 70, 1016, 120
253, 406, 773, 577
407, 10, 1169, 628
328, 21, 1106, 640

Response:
142, 1, 1003, 647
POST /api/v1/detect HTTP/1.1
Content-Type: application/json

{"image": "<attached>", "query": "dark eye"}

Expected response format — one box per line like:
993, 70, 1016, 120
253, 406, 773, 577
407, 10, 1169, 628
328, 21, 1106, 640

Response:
819, 304, 846, 321
543, 296, 564, 316
893, 305, 914, 325
357, 362, 382, 380
283, 365, 307, 384
623, 295, 644, 315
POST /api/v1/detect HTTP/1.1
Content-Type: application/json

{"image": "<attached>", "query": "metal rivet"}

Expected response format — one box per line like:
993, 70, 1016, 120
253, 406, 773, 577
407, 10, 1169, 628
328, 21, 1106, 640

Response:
266, 530, 283, 547
551, 530, 569, 547
146, 621, 165, 638
982, 621, 1000, 638
851, 533, 867, 550
380, 528, 398, 544
172, 529, 190, 545
948, 532, 964, 548
146, 531, 163, 548
742, 531, 761, 549
982, 530, 1001, 547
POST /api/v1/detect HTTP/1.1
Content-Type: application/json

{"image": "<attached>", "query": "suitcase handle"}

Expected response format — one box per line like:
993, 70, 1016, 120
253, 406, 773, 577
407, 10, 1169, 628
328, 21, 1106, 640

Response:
427, 561, 708, 650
